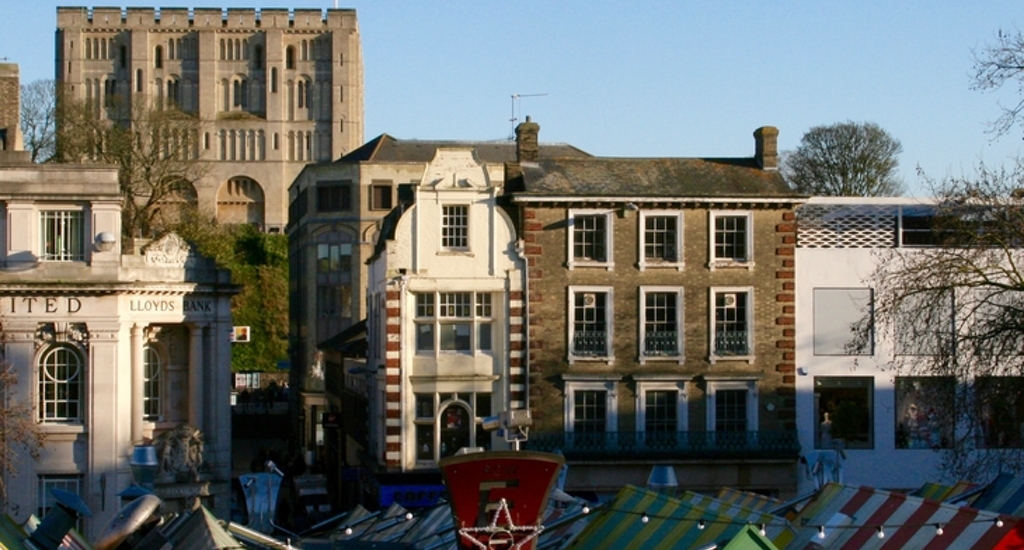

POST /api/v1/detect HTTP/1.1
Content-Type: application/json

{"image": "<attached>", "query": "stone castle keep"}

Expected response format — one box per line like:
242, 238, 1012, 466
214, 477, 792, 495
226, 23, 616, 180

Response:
56, 6, 366, 232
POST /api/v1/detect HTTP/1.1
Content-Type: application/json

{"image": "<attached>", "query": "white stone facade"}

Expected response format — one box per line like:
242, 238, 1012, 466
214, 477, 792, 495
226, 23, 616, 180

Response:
0, 153, 236, 537
366, 148, 525, 471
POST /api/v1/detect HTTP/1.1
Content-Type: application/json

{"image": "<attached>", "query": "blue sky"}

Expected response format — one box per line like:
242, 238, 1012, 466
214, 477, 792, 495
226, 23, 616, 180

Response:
3, 1, 1023, 196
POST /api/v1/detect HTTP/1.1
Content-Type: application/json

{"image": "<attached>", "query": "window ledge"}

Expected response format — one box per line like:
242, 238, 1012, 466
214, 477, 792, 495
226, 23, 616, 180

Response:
638, 261, 684, 272
708, 354, 755, 365
638, 354, 685, 365
567, 260, 614, 271
568, 354, 615, 366
437, 250, 473, 257
40, 423, 87, 437
708, 260, 754, 271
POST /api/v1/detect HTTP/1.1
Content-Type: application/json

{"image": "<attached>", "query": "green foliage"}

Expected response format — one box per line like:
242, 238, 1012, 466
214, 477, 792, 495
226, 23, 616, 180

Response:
178, 220, 289, 372
782, 121, 904, 196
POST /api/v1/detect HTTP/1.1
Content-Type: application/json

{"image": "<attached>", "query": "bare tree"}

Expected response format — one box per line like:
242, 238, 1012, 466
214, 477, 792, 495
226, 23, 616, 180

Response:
19, 79, 58, 163
972, 28, 1024, 137
54, 95, 208, 240
0, 361, 46, 502
782, 121, 904, 196
867, 162, 1024, 479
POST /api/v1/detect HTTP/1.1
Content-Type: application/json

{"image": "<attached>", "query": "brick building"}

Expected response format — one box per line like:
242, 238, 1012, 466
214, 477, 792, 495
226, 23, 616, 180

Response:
56, 6, 365, 232
508, 121, 806, 498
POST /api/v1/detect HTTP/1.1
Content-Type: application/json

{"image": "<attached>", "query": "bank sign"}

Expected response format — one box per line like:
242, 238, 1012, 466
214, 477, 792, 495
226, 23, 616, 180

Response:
0, 296, 218, 319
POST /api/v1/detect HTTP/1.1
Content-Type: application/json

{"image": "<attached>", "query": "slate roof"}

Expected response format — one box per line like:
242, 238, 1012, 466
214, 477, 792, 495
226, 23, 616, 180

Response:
339, 134, 591, 164
513, 157, 798, 199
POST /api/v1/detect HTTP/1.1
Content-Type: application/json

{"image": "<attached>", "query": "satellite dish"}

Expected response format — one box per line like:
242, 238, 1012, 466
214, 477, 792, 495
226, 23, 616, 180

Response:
93, 494, 162, 550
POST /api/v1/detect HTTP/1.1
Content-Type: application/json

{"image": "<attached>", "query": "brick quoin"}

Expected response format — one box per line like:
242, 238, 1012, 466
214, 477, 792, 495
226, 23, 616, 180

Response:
776, 363, 795, 373
386, 290, 400, 300
386, 324, 401, 334
782, 375, 796, 384
776, 293, 795, 302
783, 328, 795, 337
783, 283, 795, 291
782, 259, 795, 268
510, 290, 523, 300
386, 392, 400, 401
782, 235, 796, 244
385, 409, 400, 419
775, 223, 796, 233
524, 221, 543, 231
524, 209, 536, 219
775, 247, 794, 256
386, 341, 401, 351
386, 307, 400, 316
524, 233, 536, 243
782, 212, 796, 221
776, 317, 795, 325
510, 341, 524, 351
525, 245, 543, 256
776, 340, 795, 349
775, 271, 795, 279
385, 358, 400, 369
386, 375, 400, 384
386, 442, 401, 451
783, 351, 795, 360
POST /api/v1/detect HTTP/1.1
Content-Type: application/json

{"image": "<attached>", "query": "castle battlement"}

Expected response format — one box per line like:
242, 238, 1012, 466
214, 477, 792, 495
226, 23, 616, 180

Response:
57, 7, 357, 31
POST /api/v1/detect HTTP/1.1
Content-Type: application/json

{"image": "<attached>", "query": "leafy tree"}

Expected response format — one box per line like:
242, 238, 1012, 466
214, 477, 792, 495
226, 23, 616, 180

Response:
177, 220, 289, 372
972, 28, 1024, 137
54, 94, 207, 241
866, 162, 1024, 480
19, 79, 57, 163
0, 361, 46, 501
782, 121, 904, 196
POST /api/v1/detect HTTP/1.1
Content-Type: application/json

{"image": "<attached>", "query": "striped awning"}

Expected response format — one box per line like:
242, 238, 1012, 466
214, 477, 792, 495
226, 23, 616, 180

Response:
787, 483, 1024, 549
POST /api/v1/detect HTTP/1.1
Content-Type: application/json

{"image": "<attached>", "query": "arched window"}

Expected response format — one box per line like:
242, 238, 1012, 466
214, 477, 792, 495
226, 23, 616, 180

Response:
301, 39, 308, 61
285, 46, 294, 69
39, 345, 84, 422
135, 69, 143, 92
297, 79, 305, 109
168, 38, 175, 60
155, 45, 163, 69
144, 345, 162, 421
254, 45, 264, 69
271, 67, 278, 93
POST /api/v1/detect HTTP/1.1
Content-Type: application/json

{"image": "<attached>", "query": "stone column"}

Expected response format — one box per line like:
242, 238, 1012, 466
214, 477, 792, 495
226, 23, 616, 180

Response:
189, 323, 205, 429
131, 324, 145, 444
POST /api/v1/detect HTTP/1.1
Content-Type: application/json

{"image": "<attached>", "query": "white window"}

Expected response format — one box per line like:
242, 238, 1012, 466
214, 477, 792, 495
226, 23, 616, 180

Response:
39, 345, 84, 423
441, 205, 469, 249
37, 475, 82, 519
635, 377, 687, 446
414, 392, 492, 463
639, 211, 683, 270
568, 286, 614, 363
895, 290, 954, 356
710, 287, 754, 363
41, 210, 86, 262
563, 377, 619, 435
143, 345, 162, 421
414, 292, 493, 354
814, 288, 874, 355
709, 211, 754, 269
640, 287, 684, 362
705, 378, 758, 434
568, 209, 613, 270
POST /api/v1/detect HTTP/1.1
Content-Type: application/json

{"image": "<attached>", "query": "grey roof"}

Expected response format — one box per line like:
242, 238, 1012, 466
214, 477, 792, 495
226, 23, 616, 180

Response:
339, 134, 591, 164
514, 157, 799, 199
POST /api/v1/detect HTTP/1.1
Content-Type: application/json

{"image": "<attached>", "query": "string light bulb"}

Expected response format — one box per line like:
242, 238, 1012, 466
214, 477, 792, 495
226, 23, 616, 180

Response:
405, 512, 413, 521
698, 519, 706, 530
344, 527, 353, 536
582, 506, 591, 515
641, 514, 649, 524
759, 524, 766, 536
818, 525, 826, 539
936, 524, 944, 536
876, 526, 885, 539
996, 517, 1005, 528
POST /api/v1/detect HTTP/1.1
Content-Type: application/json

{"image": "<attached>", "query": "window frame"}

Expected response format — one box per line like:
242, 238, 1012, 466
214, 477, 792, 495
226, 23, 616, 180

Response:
37, 475, 83, 520
567, 209, 614, 270
814, 376, 874, 450
894, 376, 954, 450
413, 291, 494, 355
639, 210, 684, 271
708, 210, 754, 270
813, 288, 875, 356
704, 377, 758, 433
563, 376, 619, 434
143, 344, 163, 422
440, 204, 470, 250
370, 182, 394, 211
38, 344, 85, 424
639, 286, 684, 363
315, 182, 352, 212
634, 377, 687, 434
568, 286, 615, 364
709, 287, 754, 364
40, 209, 87, 262
413, 392, 492, 465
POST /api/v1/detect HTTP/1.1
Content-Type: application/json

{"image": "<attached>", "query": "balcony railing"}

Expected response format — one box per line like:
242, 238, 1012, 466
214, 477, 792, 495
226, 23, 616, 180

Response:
572, 331, 607, 356
714, 330, 749, 356
524, 430, 799, 460
644, 331, 678, 355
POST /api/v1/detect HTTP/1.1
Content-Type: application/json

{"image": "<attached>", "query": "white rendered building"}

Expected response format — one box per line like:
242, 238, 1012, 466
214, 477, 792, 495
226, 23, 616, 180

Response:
0, 149, 236, 537
365, 148, 526, 477
796, 197, 952, 493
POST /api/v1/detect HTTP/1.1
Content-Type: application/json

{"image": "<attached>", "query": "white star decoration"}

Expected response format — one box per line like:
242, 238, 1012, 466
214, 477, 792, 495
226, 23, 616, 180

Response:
458, 498, 545, 550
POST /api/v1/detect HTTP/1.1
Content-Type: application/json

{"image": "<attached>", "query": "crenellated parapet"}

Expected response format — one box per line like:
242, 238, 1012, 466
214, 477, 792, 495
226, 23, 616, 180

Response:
58, 6, 358, 31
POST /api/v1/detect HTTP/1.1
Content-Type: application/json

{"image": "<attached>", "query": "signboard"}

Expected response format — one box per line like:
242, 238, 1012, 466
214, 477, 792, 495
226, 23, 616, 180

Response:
231, 326, 250, 342
439, 451, 564, 550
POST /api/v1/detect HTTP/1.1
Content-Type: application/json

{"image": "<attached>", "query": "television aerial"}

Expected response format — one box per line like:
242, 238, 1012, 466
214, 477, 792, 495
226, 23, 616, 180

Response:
508, 93, 547, 140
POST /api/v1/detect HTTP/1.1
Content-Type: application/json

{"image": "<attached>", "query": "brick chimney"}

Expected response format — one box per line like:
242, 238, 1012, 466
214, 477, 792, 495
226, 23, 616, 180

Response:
754, 126, 779, 171
0, 63, 23, 152
515, 116, 540, 163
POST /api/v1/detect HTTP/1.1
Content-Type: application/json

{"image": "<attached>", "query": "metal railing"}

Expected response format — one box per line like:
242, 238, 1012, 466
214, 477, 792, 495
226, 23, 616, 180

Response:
524, 430, 799, 459
714, 330, 749, 356
572, 331, 607, 356
643, 331, 678, 355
